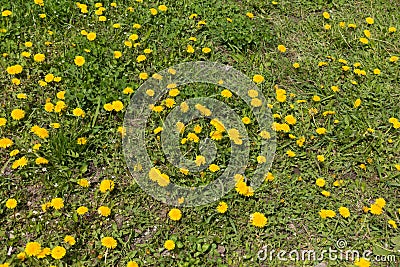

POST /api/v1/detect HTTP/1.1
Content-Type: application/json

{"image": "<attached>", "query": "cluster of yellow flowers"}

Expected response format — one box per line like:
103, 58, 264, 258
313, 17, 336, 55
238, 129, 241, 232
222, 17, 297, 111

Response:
11, 156, 28, 169
41, 198, 64, 211
99, 179, 115, 193
31, 125, 49, 139
389, 117, 400, 129
235, 174, 254, 197
23, 241, 67, 260
368, 198, 386, 215
6, 64, 23, 75
104, 100, 124, 112
148, 167, 170, 187
1, 1, 399, 265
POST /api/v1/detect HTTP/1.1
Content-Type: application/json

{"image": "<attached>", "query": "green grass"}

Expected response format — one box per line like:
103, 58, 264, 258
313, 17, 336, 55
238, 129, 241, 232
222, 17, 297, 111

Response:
1, 0, 400, 266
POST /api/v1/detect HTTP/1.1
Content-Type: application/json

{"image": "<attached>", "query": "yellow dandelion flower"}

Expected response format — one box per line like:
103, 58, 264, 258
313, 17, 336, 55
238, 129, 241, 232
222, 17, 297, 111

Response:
168, 208, 182, 221
5, 198, 17, 209
369, 203, 382, 215
339, 207, 350, 218
33, 53, 45, 62
250, 212, 267, 228
127, 261, 139, 267
216, 202, 228, 213
64, 235, 76, 246
354, 99, 362, 108
77, 206, 88, 215
114, 51, 122, 59
98, 206, 111, 217
77, 137, 87, 145
202, 47, 211, 53
72, 108, 85, 118
365, 17, 374, 25
221, 89, 232, 98
87, 32, 96, 41
11, 109, 25, 120
164, 240, 175, 250
265, 172, 274, 182
253, 74, 264, 83
316, 178, 326, 187
139, 72, 148, 80
50, 198, 64, 210
150, 8, 158, 15
195, 155, 206, 166
74, 56, 85, 66
0, 118, 7, 127
101, 237, 117, 249
158, 5, 167, 11
388, 220, 397, 229
0, 138, 13, 149
25, 242, 41, 257
277, 44, 286, 53
112, 100, 124, 111
389, 56, 399, 62
35, 157, 49, 165
99, 179, 115, 193
209, 164, 220, 172
123, 87, 133, 94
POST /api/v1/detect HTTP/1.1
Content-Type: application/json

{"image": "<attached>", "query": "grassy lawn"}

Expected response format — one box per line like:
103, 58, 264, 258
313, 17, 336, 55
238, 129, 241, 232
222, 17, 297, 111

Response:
1, 0, 399, 266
